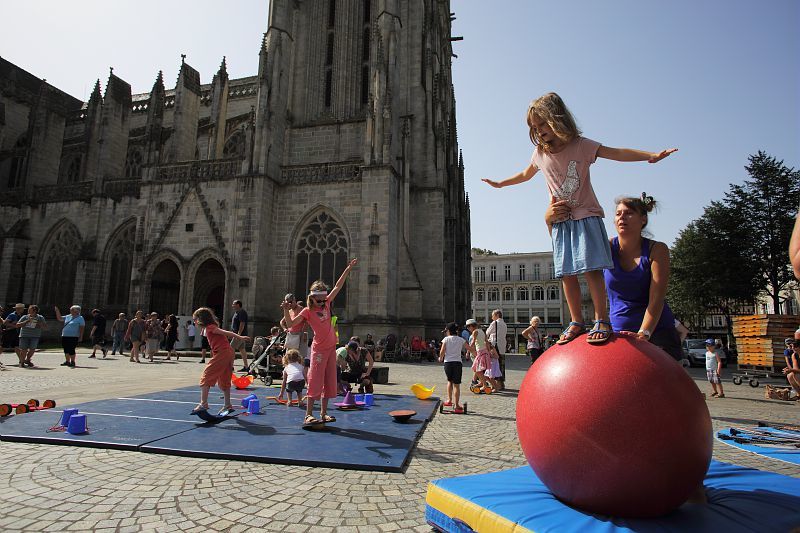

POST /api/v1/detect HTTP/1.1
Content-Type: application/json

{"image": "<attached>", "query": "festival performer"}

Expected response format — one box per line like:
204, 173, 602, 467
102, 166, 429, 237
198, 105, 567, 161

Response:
439, 322, 470, 413
282, 258, 358, 426
191, 307, 252, 416
465, 319, 491, 393
483, 92, 676, 345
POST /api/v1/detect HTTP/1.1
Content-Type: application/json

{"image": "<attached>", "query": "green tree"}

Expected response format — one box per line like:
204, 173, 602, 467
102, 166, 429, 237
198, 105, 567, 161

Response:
726, 152, 800, 313
471, 247, 498, 256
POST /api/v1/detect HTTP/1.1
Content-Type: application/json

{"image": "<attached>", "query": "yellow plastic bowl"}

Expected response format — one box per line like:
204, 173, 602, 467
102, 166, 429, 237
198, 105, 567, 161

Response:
410, 383, 435, 400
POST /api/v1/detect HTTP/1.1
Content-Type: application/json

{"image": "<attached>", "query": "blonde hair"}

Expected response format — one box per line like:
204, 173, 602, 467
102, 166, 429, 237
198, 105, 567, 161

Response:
284, 348, 302, 365
530, 316, 540, 326
527, 92, 581, 153
306, 280, 329, 308
192, 307, 219, 328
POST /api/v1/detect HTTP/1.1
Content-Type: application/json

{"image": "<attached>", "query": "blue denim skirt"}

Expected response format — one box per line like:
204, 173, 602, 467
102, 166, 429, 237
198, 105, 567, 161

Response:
551, 216, 613, 277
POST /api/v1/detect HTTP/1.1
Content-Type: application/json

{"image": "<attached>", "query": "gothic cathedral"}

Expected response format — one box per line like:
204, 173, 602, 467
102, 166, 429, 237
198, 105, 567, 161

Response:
0, 0, 471, 339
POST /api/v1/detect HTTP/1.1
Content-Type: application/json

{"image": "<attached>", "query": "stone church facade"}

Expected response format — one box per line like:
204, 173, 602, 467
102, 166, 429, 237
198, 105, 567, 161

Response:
0, 0, 471, 340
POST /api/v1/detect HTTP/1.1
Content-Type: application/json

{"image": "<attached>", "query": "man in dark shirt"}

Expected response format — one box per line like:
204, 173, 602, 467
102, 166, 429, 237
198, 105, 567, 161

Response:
89, 309, 108, 358
230, 299, 249, 372
2, 303, 25, 364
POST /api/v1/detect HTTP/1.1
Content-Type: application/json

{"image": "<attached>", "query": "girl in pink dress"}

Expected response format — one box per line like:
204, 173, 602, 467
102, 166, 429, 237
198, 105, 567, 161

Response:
483, 92, 676, 346
282, 258, 358, 426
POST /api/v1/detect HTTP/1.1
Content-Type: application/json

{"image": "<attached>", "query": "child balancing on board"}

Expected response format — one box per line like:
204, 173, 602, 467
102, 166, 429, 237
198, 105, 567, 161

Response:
191, 307, 252, 416
282, 258, 358, 426
483, 92, 676, 346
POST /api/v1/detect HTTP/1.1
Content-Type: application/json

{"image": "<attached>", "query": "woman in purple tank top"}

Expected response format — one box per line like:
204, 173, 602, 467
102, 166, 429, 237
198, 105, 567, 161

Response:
604, 194, 682, 360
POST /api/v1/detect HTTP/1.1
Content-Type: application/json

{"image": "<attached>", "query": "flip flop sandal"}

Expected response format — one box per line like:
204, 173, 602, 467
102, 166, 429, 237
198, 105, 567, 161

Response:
321, 414, 336, 423
304, 415, 320, 424
557, 322, 585, 345
586, 320, 613, 345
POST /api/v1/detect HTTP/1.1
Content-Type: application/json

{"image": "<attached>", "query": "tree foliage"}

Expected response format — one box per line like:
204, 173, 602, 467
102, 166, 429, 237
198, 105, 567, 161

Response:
471, 247, 498, 256
668, 151, 799, 328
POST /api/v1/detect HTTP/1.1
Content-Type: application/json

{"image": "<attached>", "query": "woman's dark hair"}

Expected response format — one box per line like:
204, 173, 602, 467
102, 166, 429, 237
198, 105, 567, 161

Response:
615, 192, 657, 229
446, 322, 458, 335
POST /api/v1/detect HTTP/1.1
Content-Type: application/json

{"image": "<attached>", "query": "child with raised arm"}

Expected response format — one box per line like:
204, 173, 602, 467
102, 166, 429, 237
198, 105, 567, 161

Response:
483, 92, 676, 346
191, 307, 252, 416
282, 258, 358, 426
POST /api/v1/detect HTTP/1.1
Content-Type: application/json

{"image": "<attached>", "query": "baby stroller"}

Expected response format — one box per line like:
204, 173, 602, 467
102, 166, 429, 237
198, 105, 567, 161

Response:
248, 331, 286, 385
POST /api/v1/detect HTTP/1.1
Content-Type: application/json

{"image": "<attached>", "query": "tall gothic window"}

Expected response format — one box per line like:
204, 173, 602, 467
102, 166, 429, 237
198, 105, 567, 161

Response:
295, 212, 349, 310
106, 222, 135, 306
41, 222, 81, 307
324, 0, 336, 109
125, 149, 142, 178
3, 135, 27, 188
59, 154, 81, 184
223, 130, 245, 159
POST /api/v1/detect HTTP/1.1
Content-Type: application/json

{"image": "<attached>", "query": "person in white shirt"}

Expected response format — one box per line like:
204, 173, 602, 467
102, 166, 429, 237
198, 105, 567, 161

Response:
485, 309, 508, 390
439, 322, 472, 413
704, 339, 725, 398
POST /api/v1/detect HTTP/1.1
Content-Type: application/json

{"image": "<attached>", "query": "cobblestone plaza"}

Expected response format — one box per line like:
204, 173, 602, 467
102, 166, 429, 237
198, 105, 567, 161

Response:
0, 350, 797, 532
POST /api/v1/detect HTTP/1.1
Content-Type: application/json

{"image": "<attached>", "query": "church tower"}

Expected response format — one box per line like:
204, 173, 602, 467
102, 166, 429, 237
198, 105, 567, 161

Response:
253, 0, 471, 337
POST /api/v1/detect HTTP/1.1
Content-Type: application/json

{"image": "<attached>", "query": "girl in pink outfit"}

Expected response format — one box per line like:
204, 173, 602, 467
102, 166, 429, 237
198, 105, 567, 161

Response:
282, 258, 358, 426
483, 92, 676, 346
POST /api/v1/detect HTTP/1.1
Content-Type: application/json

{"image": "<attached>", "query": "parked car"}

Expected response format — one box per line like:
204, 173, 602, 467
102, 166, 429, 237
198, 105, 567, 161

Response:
683, 338, 727, 367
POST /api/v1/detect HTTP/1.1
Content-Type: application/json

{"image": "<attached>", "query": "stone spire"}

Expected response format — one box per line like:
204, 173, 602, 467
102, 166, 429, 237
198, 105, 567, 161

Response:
165, 56, 201, 163
144, 70, 166, 169
208, 56, 230, 159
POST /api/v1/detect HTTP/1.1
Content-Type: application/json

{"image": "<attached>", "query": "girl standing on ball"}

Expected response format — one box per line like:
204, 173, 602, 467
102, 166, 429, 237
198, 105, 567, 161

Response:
282, 259, 358, 426
483, 92, 676, 346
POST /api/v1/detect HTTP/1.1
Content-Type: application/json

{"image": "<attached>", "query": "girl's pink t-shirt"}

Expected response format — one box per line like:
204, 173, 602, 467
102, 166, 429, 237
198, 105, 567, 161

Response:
531, 136, 604, 220
299, 301, 336, 351
204, 324, 232, 354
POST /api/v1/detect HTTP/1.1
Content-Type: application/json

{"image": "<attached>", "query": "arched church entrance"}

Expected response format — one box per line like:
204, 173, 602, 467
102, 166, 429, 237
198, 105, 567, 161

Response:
150, 259, 181, 315
193, 258, 225, 320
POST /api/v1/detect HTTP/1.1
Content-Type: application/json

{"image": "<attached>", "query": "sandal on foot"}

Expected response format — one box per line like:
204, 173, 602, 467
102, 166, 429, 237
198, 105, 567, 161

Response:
190, 405, 209, 415
321, 414, 336, 423
304, 415, 320, 424
587, 320, 613, 345
557, 322, 585, 345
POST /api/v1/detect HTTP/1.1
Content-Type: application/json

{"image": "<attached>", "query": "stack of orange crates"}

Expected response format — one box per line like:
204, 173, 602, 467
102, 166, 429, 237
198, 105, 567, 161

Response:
732, 315, 797, 370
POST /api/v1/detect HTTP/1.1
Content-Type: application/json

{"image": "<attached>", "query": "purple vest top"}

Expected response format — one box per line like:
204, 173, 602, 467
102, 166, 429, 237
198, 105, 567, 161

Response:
604, 237, 675, 333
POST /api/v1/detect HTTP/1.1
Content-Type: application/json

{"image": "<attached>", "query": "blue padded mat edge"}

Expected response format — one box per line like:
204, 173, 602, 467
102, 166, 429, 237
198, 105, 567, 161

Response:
426, 460, 800, 533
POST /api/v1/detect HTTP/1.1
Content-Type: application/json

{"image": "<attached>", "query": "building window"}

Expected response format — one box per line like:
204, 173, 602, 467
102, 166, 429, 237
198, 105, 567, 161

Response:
295, 211, 349, 310
324, 0, 336, 109
487, 288, 499, 302
533, 263, 540, 280
125, 149, 143, 178
59, 154, 81, 184
712, 315, 724, 327
518, 312, 529, 325
549, 263, 556, 280
223, 130, 245, 159
490, 266, 497, 282
503, 265, 511, 281
532, 285, 544, 301
519, 264, 526, 280
475, 289, 484, 302
503, 287, 513, 301
518, 287, 529, 301
475, 315, 485, 324
548, 286, 560, 301
41, 222, 82, 307
579, 283, 588, 298
106, 222, 135, 306
474, 266, 485, 282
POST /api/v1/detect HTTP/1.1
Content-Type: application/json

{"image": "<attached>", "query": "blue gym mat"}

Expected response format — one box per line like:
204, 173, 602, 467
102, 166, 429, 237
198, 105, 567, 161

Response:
717, 427, 800, 466
425, 461, 800, 532
0, 386, 438, 472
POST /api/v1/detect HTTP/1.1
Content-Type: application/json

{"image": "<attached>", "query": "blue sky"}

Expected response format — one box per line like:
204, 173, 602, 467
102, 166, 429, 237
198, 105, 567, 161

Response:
2, 1, 797, 253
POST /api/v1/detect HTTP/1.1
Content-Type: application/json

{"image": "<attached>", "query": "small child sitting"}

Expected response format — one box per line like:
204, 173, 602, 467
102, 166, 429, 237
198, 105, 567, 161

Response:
281, 349, 306, 407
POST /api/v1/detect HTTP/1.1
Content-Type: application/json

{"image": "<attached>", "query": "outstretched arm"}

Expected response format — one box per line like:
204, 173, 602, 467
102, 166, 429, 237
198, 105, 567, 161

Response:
215, 327, 251, 342
328, 258, 358, 302
597, 146, 677, 163
482, 163, 538, 188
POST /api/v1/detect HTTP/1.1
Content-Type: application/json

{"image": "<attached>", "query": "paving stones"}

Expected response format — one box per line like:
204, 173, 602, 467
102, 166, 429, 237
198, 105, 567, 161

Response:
0, 350, 798, 531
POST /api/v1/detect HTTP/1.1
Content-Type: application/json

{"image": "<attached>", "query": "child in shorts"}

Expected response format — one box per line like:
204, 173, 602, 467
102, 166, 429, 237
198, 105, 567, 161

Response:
280, 349, 306, 407
191, 307, 251, 416
704, 338, 725, 398
439, 322, 470, 413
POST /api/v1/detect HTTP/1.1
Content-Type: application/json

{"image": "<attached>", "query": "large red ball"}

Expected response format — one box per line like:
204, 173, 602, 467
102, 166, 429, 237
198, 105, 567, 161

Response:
516, 335, 712, 518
